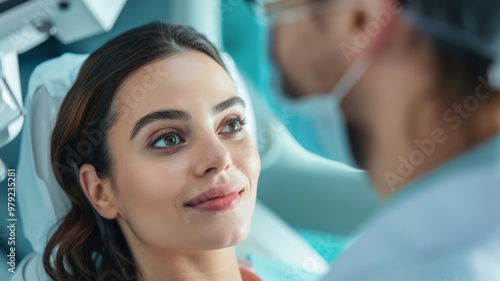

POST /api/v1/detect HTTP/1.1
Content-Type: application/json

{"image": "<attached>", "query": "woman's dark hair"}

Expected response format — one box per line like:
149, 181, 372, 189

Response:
44, 22, 226, 281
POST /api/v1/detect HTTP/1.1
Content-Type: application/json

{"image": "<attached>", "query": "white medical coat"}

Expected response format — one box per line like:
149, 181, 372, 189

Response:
322, 134, 500, 281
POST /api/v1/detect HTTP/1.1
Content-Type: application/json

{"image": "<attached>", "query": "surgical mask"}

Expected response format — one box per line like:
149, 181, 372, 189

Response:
262, 1, 372, 166
269, 56, 371, 168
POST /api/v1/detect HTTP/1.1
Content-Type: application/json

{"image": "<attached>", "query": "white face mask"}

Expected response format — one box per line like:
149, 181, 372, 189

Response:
270, 57, 372, 168
260, 1, 373, 166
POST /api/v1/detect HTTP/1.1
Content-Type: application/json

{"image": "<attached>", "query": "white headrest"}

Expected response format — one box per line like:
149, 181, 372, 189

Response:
17, 52, 256, 253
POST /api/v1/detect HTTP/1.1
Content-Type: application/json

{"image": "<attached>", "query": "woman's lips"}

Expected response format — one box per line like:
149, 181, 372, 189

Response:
185, 187, 244, 212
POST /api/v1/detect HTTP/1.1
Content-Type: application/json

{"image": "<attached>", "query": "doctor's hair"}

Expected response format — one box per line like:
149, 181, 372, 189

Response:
397, 0, 497, 97
403, 0, 499, 98
398, 0, 500, 145
44, 22, 226, 281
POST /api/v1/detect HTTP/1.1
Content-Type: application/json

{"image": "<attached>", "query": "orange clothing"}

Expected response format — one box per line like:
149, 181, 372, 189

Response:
240, 266, 263, 281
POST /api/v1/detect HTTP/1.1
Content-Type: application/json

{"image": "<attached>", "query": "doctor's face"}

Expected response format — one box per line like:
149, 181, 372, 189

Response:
101, 52, 260, 251
270, 0, 447, 192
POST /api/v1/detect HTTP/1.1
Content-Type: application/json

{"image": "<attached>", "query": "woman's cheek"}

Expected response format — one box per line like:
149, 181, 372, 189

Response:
238, 143, 260, 183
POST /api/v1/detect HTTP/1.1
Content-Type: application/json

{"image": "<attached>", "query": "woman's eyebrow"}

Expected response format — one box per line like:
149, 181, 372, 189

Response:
213, 96, 246, 115
129, 96, 246, 141
130, 110, 190, 141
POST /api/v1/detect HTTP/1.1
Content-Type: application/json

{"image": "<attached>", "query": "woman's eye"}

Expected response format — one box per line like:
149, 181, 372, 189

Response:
221, 118, 246, 134
152, 133, 182, 148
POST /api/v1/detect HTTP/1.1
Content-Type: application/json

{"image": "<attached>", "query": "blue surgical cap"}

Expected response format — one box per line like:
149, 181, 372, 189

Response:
402, 0, 500, 88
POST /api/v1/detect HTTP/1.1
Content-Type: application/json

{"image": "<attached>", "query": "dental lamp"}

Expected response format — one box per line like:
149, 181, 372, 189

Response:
0, 0, 127, 182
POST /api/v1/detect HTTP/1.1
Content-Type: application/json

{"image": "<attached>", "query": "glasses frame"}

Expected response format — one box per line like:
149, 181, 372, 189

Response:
247, 0, 352, 25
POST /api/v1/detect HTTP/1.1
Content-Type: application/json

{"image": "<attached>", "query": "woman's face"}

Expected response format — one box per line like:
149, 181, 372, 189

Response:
103, 52, 260, 251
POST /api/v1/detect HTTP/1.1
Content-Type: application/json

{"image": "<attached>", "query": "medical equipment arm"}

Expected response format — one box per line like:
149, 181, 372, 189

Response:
0, 0, 126, 182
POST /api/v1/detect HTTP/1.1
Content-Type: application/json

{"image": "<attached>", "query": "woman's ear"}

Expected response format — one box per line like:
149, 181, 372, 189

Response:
79, 163, 119, 219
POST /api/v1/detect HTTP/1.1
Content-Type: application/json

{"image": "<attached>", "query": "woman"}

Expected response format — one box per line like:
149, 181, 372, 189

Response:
43, 22, 262, 281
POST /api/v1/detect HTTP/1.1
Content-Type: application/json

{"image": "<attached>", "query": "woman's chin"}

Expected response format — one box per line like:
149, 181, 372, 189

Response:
191, 222, 252, 251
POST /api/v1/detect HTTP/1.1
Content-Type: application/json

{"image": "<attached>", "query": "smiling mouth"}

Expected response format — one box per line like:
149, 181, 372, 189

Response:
185, 188, 244, 212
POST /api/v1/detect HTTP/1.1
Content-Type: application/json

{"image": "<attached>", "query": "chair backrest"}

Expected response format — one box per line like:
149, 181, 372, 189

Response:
18, 53, 88, 254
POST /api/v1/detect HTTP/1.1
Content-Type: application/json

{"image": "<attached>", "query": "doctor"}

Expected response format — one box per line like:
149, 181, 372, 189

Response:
248, 0, 500, 280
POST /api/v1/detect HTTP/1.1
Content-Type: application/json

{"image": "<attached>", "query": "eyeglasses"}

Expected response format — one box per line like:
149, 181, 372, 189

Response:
246, 0, 346, 25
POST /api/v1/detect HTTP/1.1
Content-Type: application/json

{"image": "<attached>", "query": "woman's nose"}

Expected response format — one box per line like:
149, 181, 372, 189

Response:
193, 134, 232, 177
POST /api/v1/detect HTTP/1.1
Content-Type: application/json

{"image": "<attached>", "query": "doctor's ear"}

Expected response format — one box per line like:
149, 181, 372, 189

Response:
78, 164, 119, 219
340, 0, 403, 56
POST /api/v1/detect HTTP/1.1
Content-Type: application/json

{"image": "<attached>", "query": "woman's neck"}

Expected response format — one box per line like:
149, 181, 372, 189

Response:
133, 246, 243, 281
